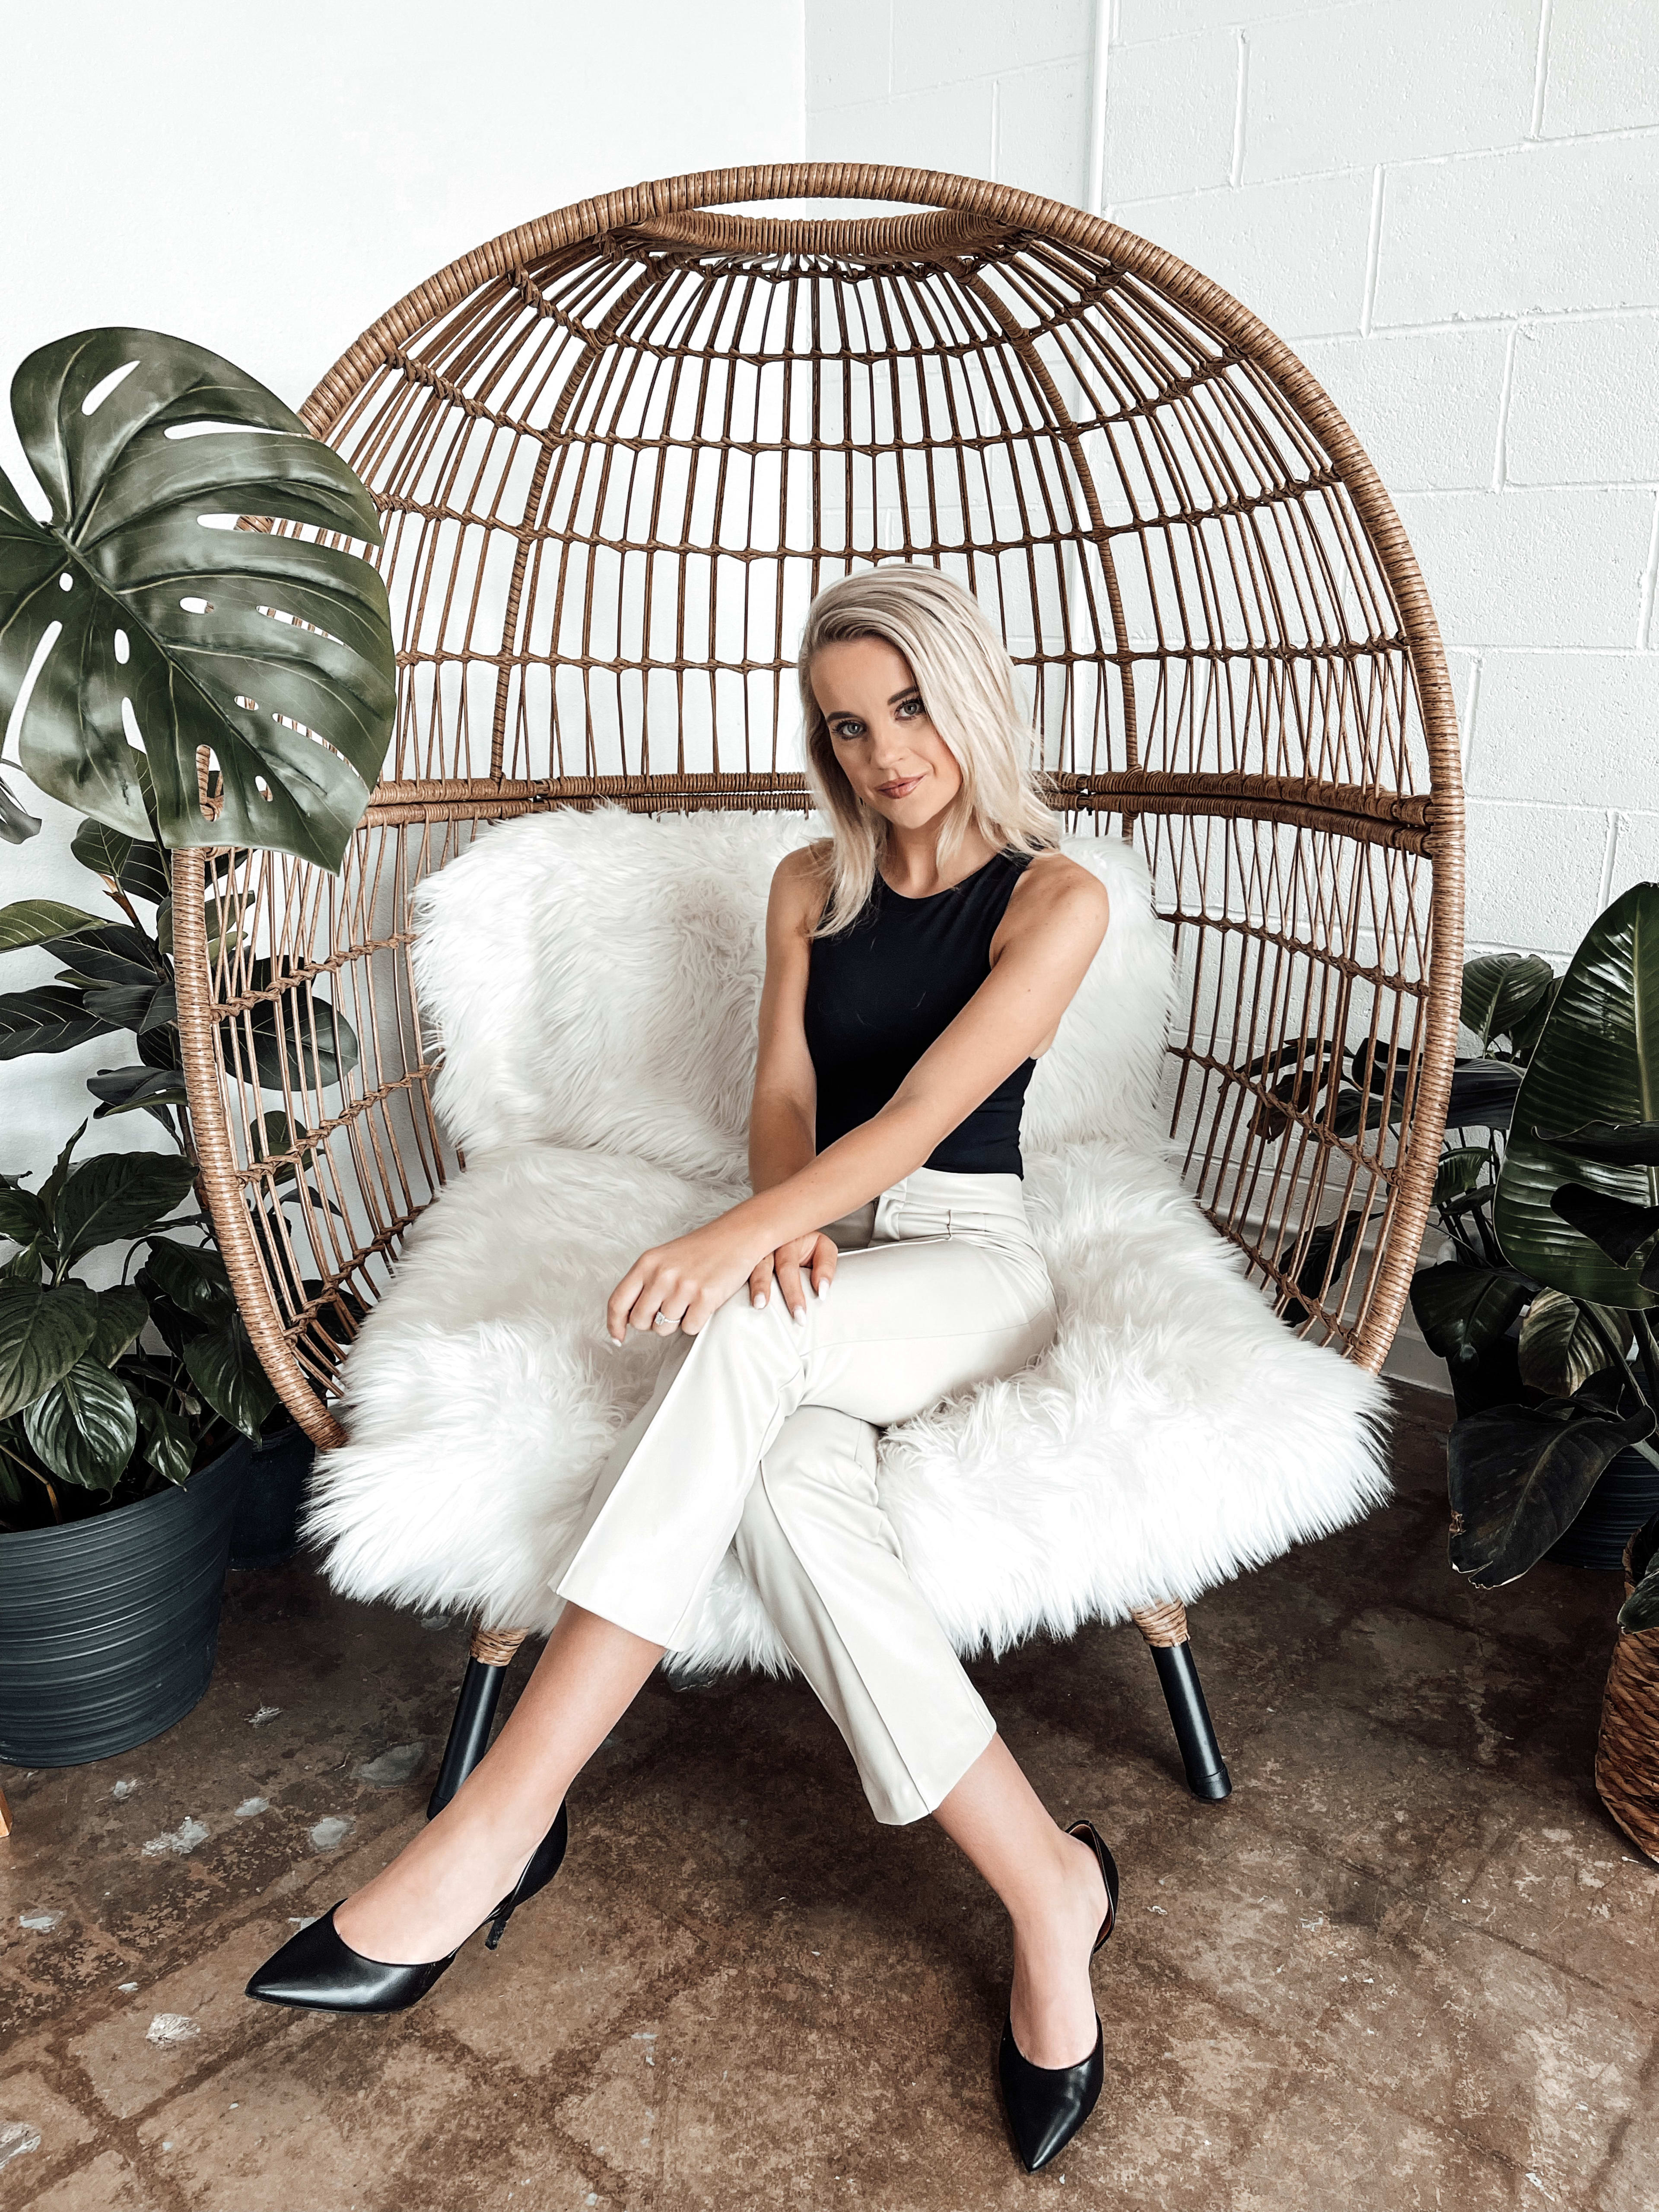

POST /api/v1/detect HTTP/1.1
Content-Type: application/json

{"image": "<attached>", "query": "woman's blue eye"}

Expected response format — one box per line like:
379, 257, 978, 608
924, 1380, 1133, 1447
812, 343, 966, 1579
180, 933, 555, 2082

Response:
896, 696, 923, 718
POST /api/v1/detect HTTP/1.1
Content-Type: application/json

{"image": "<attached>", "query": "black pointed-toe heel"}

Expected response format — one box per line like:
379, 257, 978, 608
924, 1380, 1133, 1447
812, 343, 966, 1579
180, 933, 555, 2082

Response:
245, 1799, 569, 2014
997, 1817, 1119, 2174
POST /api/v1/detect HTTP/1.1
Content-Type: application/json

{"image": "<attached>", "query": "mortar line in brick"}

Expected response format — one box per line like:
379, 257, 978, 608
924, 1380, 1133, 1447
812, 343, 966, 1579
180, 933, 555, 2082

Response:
1637, 491, 1659, 649
1230, 29, 1249, 189
1360, 163, 1385, 338
1460, 653, 1482, 786
1601, 818, 1628, 911
1493, 323, 1519, 492
1530, 0, 1555, 142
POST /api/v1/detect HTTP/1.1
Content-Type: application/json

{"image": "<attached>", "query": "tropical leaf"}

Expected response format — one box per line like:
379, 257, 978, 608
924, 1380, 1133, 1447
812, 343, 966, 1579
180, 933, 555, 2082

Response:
1495, 884, 1659, 1309
1444, 1059, 1523, 1131
41, 922, 162, 988
0, 764, 41, 845
1410, 1262, 1530, 1365
23, 1357, 137, 1491
0, 984, 115, 1058
0, 327, 394, 870
85, 1284, 149, 1366
0, 1279, 99, 1416
1535, 1120, 1659, 1169
132, 1389, 194, 1486
52, 1150, 197, 1265
70, 816, 133, 882
0, 898, 104, 952
1278, 1208, 1367, 1328
241, 959, 359, 1090
1461, 953, 1554, 1050
183, 1312, 277, 1437
82, 979, 176, 1034
1516, 1288, 1630, 1398
1550, 1182, 1659, 1269
1448, 1398, 1656, 1586
1433, 1147, 1491, 1211
143, 1235, 233, 1321
87, 1063, 189, 1121
0, 1182, 48, 1246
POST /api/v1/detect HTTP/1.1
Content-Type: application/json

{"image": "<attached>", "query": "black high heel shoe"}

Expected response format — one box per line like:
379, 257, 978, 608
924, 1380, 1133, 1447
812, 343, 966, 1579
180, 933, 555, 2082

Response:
997, 1817, 1119, 2174
245, 1800, 569, 2014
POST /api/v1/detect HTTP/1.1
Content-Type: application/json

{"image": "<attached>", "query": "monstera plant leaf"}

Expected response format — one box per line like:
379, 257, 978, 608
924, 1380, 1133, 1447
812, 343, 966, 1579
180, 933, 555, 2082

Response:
0, 327, 394, 870
1448, 1397, 1656, 1586
1495, 883, 1659, 1309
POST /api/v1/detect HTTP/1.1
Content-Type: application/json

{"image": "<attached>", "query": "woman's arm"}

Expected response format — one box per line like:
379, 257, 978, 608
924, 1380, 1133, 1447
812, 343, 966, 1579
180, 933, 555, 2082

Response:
606, 855, 1111, 1343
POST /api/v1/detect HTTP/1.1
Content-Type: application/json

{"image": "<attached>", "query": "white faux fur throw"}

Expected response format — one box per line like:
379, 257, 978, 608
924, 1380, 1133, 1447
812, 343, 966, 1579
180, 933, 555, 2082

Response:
306, 807, 1390, 1670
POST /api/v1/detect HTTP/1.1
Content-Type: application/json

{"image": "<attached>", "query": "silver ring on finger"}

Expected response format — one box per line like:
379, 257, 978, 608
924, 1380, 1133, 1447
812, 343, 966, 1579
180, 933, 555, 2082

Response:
652, 1310, 674, 1331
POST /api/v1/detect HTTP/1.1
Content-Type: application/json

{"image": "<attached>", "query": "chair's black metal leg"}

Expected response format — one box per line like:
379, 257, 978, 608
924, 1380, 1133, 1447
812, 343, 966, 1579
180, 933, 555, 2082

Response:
1148, 1637, 1232, 1801
427, 1651, 512, 1819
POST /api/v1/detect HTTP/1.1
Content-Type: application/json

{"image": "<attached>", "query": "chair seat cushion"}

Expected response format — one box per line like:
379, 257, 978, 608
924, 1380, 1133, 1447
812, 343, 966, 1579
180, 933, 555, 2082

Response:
305, 1133, 1389, 1674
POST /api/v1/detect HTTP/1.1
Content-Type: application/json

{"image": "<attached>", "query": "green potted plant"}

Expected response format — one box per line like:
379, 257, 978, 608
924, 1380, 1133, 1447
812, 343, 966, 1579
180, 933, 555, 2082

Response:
0, 325, 392, 1766
1408, 884, 1659, 1584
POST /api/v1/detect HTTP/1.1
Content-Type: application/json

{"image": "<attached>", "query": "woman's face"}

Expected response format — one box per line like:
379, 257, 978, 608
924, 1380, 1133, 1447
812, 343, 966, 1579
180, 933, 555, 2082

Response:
810, 635, 963, 830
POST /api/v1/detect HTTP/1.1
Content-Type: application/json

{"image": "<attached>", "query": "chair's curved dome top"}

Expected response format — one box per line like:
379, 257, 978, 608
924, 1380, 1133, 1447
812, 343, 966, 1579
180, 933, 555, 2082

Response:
306, 168, 1446, 825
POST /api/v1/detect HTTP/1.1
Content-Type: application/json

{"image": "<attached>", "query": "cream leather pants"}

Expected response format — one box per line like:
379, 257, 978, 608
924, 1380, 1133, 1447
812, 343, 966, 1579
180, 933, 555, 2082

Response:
553, 1166, 1058, 1824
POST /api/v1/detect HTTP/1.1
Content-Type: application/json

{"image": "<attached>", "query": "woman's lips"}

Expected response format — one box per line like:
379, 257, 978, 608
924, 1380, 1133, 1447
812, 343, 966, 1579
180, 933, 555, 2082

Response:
877, 775, 924, 798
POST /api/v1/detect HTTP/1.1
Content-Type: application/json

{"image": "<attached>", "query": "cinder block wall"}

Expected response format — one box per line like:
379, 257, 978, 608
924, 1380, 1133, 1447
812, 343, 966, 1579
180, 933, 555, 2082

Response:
807, 0, 1659, 966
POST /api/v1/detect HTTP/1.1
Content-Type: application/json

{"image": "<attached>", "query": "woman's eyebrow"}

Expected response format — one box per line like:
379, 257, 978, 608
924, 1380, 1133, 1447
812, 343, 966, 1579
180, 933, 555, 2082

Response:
887, 686, 920, 705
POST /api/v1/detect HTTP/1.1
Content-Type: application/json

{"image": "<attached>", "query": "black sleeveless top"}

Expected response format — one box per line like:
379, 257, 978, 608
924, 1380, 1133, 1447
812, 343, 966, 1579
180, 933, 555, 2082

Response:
803, 849, 1036, 1176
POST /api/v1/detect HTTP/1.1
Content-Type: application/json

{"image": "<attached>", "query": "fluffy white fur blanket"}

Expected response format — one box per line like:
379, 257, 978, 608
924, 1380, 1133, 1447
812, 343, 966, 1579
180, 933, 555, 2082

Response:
305, 808, 1389, 1670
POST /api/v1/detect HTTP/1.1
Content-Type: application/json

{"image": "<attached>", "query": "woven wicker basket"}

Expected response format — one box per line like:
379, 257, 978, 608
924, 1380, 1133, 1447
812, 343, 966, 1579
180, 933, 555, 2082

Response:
1595, 1527, 1659, 1863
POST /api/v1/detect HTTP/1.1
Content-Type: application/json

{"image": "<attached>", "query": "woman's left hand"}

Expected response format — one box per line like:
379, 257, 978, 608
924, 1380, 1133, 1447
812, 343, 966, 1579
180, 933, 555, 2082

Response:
606, 1218, 768, 1344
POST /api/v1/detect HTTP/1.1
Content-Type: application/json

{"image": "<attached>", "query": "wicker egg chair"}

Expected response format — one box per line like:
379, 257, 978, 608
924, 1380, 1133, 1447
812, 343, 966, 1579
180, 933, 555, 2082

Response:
172, 162, 1463, 1814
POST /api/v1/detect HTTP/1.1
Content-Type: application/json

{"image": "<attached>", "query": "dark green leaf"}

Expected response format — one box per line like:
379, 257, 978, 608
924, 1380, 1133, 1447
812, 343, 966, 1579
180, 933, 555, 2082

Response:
132, 1389, 194, 1486
37, 1120, 85, 1221
1410, 1262, 1529, 1364
0, 764, 41, 844
0, 898, 105, 952
1618, 1565, 1659, 1634
53, 1150, 196, 1264
1445, 1059, 1523, 1131
88, 1063, 188, 1119
0, 1279, 99, 1417
0, 327, 392, 871
1551, 1181, 1659, 1268
1, 1240, 44, 1284
41, 923, 162, 987
116, 839, 170, 907
1278, 1208, 1367, 1329
0, 1182, 48, 1246
242, 960, 358, 1090
1434, 1147, 1491, 1211
134, 1270, 205, 1357
0, 984, 115, 1058
1332, 1087, 1388, 1140
1461, 953, 1554, 1049
143, 1235, 233, 1321
23, 1357, 137, 1491
86, 1284, 149, 1366
1535, 1120, 1659, 1169
1517, 1288, 1630, 1397
1508, 976, 1563, 1062
83, 979, 176, 1033
1495, 884, 1659, 1309
184, 1313, 277, 1438
1448, 1398, 1656, 1586
70, 816, 133, 881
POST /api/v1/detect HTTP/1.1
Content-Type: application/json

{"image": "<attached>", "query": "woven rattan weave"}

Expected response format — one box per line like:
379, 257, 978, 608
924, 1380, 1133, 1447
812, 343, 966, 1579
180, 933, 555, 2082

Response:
171, 163, 1465, 1452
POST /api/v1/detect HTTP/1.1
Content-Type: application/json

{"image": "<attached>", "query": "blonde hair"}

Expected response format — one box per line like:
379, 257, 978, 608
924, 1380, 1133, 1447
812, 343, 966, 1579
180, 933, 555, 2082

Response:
797, 565, 1058, 936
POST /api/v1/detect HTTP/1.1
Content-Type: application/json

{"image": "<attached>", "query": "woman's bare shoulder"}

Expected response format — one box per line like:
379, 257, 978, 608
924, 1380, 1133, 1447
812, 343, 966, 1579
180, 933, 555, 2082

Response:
1011, 848, 1112, 930
769, 840, 833, 925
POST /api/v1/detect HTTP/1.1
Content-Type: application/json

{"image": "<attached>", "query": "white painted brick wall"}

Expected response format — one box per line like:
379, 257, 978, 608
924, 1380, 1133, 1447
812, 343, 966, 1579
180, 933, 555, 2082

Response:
806, 0, 1659, 968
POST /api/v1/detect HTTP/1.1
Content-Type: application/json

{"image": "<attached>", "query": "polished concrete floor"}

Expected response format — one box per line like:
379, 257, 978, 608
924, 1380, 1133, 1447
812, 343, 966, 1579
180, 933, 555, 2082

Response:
2, 1382, 1655, 2212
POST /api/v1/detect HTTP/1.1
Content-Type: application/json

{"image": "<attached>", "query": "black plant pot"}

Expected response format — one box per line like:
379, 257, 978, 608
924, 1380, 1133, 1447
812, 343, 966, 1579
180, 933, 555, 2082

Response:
228, 1419, 315, 1570
1446, 1329, 1659, 1573
0, 1433, 250, 1769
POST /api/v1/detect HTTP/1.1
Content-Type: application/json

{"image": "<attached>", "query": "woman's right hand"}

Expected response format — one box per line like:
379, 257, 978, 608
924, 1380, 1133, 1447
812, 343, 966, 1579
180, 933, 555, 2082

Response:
748, 1231, 838, 1323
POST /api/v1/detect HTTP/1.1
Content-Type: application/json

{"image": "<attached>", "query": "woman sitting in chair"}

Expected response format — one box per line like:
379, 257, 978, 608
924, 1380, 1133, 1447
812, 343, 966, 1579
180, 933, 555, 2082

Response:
248, 564, 1119, 2175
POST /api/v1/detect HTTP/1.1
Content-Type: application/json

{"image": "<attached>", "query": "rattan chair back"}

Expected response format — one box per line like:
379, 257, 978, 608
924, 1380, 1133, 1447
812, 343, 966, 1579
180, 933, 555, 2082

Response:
172, 164, 1464, 1449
